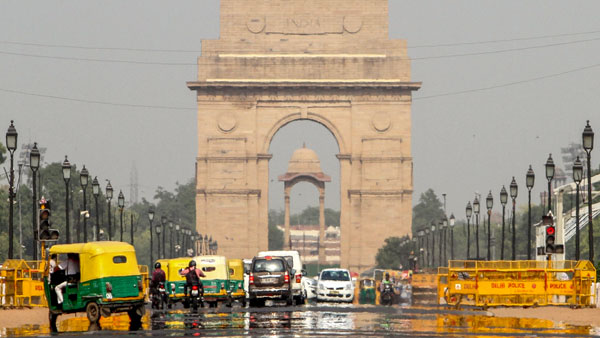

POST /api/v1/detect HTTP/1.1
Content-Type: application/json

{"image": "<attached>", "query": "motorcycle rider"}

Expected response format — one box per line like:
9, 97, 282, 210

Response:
380, 272, 392, 292
151, 262, 166, 293
179, 260, 206, 302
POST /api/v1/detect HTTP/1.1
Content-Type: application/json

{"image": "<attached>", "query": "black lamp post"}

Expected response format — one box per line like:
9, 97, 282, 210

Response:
438, 220, 443, 267
431, 223, 436, 267
105, 181, 113, 240
30, 143, 40, 257
169, 221, 174, 258
526, 165, 535, 260
189, 232, 195, 256
175, 223, 180, 257
573, 157, 584, 261
442, 217, 448, 265
466, 202, 472, 259
118, 190, 125, 241
161, 216, 167, 258
155, 222, 162, 259
473, 196, 480, 260
60, 156, 71, 245
6, 121, 17, 259
424, 229, 430, 267
582, 120, 594, 263
545, 154, 555, 213
449, 213, 455, 260
80, 165, 89, 243
510, 177, 518, 260
204, 234, 208, 255
148, 208, 155, 264
92, 176, 100, 242
486, 191, 493, 261
500, 186, 508, 260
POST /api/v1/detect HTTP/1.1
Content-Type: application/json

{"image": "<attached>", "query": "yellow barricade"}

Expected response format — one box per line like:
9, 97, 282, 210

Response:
440, 260, 596, 309
0, 259, 47, 307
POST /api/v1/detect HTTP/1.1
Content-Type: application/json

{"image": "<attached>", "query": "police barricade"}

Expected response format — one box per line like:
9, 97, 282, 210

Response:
437, 267, 448, 305
442, 260, 596, 309
0, 259, 47, 307
138, 265, 150, 301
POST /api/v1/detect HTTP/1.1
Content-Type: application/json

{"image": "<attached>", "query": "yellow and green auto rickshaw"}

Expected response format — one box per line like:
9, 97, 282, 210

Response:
358, 278, 376, 304
195, 255, 232, 307
44, 242, 145, 332
164, 257, 192, 308
227, 259, 246, 306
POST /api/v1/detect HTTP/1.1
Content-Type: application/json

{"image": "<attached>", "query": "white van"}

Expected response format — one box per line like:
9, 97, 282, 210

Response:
257, 250, 306, 304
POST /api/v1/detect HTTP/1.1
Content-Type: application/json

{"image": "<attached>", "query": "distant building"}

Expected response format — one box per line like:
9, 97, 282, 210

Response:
277, 224, 340, 265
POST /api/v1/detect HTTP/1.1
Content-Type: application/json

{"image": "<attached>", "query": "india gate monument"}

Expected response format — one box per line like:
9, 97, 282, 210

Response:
187, 0, 420, 272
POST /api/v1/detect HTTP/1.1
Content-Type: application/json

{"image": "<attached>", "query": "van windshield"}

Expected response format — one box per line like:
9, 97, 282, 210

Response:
253, 259, 285, 273
321, 270, 350, 281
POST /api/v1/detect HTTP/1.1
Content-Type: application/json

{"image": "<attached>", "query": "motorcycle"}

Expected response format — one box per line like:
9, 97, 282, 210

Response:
152, 282, 168, 310
187, 284, 204, 311
380, 283, 395, 306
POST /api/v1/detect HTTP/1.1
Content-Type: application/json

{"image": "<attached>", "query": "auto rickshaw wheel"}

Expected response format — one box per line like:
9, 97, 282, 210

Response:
86, 301, 101, 323
48, 311, 59, 333
128, 308, 142, 331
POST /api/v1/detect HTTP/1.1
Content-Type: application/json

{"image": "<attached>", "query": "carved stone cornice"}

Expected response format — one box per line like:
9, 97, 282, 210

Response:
347, 189, 412, 197
197, 189, 261, 197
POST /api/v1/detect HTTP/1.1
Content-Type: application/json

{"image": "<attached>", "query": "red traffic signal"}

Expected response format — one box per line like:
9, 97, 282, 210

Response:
546, 226, 555, 236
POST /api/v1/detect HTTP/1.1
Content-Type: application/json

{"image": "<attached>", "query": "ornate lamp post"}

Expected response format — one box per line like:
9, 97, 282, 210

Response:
105, 181, 113, 240
61, 156, 72, 245
80, 165, 89, 243
573, 157, 584, 261
155, 222, 162, 260
486, 191, 493, 261
473, 196, 480, 260
175, 224, 180, 257
148, 208, 155, 264
510, 177, 518, 260
526, 165, 535, 260
424, 229, 430, 267
168, 220, 174, 258
161, 216, 167, 258
92, 177, 100, 241
500, 186, 508, 260
545, 154, 555, 213
466, 202, 472, 259
449, 213, 455, 260
582, 121, 594, 263
431, 223, 436, 267
442, 217, 448, 265
118, 190, 125, 241
30, 143, 41, 257
6, 121, 17, 258
438, 220, 444, 267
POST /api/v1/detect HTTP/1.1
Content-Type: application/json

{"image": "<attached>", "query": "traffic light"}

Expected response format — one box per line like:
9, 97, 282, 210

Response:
542, 215, 564, 254
39, 198, 59, 241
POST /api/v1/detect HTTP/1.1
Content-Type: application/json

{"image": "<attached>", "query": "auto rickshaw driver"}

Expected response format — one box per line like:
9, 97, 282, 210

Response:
55, 253, 80, 309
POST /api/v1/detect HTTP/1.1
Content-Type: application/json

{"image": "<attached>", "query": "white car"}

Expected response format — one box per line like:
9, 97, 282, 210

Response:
316, 268, 354, 303
302, 276, 317, 299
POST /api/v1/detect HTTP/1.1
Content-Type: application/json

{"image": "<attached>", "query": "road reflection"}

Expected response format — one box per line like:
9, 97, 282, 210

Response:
1, 303, 598, 337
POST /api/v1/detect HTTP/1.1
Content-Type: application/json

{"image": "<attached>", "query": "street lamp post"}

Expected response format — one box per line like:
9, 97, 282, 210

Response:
169, 221, 174, 258
486, 191, 493, 261
105, 181, 113, 240
545, 154, 555, 213
500, 186, 508, 260
80, 165, 89, 243
582, 121, 594, 263
510, 177, 518, 260
92, 177, 100, 242
442, 217, 448, 265
449, 213, 455, 260
466, 202, 472, 259
473, 196, 480, 260
175, 224, 180, 257
438, 220, 443, 267
6, 121, 17, 259
30, 143, 40, 257
161, 216, 167, 258
573, 157, 584, 261
148, 208, 155, 265
431, 223, 436, 267
155, 223, 162, 259
61, 156, 71, 245
526, 165, 535, 260
118, 190, 125, 241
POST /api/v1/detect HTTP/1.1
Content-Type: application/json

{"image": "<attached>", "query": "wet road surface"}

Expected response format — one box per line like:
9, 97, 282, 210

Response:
2, 302, 600, 337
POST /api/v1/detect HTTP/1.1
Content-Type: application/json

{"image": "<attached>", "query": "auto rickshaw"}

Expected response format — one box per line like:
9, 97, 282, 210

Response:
164, 257, 193, 308
194, 255, 231, 307
44, 242, 145, 332
358, 278, 376, 304
227, 259, 246, 306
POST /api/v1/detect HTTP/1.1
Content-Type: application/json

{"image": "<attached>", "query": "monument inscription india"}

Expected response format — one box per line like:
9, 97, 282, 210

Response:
187, 0, 420, 272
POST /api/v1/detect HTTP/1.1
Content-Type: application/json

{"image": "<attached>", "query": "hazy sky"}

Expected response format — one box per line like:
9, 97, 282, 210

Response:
1, 1, 598, 219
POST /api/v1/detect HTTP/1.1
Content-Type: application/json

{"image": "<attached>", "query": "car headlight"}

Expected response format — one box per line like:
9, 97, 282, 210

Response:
318, 283, 324, 290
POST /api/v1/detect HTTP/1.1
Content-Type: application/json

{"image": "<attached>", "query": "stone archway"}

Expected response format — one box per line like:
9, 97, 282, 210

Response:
188, 0, 420, 272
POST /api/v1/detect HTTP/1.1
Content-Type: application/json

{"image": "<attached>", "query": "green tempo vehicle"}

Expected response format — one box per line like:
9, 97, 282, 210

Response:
164, 257, 193, 308
195, 255, 232, 307
358, 278, 376, 304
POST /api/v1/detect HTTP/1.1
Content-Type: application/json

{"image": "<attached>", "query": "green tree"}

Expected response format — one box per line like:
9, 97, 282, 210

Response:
268, 209, 284, 250
375, 236, 413, 269
0, 141, 6, 165
412, 189, 445, 233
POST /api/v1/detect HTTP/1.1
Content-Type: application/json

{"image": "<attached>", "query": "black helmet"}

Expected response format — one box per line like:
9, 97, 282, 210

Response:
154, 262, 161, 269
189, 260, 196, 268
385, 272, 390, 278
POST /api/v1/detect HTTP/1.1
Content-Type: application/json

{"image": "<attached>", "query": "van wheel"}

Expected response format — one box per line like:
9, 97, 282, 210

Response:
86, 302, 101, 323
49, 311, 59, 333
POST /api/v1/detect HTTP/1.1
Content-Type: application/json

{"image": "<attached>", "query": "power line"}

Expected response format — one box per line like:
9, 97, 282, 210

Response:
0, 50, 196, 66
410, 29, 600, 48
412, 36, 600, 61
0, 87, 195, 110
414, 62, 600, 101
0, 40, 202, 53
